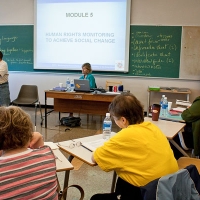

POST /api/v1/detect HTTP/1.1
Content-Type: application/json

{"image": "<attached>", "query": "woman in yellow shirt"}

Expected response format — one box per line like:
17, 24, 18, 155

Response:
91, 93, 178, 200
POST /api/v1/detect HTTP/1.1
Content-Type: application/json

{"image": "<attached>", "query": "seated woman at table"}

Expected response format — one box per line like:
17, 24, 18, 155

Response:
68, 62, 96, 117
0, 106, 58, 200
79, 62, 96, 89
90, 93, 178, 200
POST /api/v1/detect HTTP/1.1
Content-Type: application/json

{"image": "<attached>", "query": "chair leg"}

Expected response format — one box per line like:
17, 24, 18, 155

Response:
38, 101, 43, 126
35, 103, 37, 131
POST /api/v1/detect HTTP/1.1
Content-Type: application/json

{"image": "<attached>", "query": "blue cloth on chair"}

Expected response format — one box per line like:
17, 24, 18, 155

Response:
141, 165, 200, 200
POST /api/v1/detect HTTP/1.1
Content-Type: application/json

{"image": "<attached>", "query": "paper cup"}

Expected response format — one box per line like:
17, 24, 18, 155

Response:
59, 83, 63, 88
168, 102, 172, 111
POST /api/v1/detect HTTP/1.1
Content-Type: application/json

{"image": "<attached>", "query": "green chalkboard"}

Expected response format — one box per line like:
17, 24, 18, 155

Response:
128, 25, 182, 78
0, 25, 182, 78
0, 25, 33, 71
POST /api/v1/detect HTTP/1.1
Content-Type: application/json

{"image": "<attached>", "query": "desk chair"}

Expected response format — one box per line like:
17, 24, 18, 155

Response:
12, 85, 43, 131
105, 80, 122, 90
141, 165, 200, 200
178, 157, 200, 172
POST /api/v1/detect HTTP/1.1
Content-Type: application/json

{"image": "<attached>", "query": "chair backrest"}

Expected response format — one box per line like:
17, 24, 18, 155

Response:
141, 165, 200, 200
17, 85, 39, 101
105, 80, 122, 90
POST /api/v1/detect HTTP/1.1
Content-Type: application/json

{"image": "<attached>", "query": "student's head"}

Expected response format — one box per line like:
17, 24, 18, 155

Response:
0, 51, 3, 60
82, 63, 92, 75
0, 106, 33, 150
108, 93, 144, 128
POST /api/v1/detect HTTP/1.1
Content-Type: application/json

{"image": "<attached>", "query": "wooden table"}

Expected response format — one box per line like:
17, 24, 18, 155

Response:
45, 90, 117, 128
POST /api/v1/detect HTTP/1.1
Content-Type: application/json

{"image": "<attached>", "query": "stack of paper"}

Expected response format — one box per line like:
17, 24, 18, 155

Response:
176, 100, 191, 107
168, 110, 181, 116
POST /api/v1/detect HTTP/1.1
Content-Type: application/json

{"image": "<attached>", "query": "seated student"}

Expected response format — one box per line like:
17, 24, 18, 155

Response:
181, 96, 200, 157
0, 106, 58, 200
79, 62, 96, 88
90, 93, 178, 200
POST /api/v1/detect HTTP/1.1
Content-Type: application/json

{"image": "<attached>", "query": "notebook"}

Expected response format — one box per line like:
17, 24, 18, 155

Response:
74, 79, 91, 92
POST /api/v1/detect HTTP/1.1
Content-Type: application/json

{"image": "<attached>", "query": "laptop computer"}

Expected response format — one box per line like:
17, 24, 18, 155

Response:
74, 79, 91, 92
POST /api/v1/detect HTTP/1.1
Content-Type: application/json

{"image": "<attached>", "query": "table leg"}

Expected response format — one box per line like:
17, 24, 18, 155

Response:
111, 171, 117, 192
147, 91, 150, 116
62, 170, 70, 200
169, 139, 190, 157
45, 92, 47, 128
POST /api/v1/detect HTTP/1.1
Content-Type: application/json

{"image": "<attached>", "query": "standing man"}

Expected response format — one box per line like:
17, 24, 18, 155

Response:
0, 51, 10, 106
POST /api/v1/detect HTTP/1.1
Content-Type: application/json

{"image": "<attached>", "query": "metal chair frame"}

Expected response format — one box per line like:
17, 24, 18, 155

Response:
12, 85, 43, 131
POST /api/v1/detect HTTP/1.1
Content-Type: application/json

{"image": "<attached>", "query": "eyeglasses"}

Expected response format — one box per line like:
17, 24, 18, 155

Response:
58, 140, 82, 149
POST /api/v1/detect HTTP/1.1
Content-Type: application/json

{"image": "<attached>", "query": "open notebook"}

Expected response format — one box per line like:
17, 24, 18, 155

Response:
81, 138, 107, 152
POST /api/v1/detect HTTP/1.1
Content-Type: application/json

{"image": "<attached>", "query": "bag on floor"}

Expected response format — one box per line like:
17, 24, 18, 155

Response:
60, 117, 81, 127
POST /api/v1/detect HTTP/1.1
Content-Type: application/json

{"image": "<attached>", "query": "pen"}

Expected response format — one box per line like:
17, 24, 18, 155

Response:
55, 156, 62, 162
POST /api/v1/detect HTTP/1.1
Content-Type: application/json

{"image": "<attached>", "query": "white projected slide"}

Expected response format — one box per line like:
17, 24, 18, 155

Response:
34, 0, 131, 72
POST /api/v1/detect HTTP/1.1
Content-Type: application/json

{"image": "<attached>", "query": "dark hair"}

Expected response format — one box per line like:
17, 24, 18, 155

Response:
82, 63, 92, 73
108, 93, 144, 125
0, 51, 3, 59
0, 106, 33, 150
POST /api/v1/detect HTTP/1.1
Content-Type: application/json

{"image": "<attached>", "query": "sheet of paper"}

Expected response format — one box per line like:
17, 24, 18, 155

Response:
106, 92, 121, 95
172, 107, 186, 113
176, 100, 191, 107
44, 142, 59, 150
81, 138, 107, 152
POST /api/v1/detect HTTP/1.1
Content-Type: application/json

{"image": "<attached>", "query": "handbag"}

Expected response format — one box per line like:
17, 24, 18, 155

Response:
58, 184, 84, 200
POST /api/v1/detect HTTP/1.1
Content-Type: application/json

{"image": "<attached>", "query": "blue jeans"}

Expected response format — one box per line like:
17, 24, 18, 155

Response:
0, 82, 10, 106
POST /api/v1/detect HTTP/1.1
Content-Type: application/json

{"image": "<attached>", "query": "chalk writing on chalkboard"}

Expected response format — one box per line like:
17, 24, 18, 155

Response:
0, 25, 33, 71
129, 26, 182, 78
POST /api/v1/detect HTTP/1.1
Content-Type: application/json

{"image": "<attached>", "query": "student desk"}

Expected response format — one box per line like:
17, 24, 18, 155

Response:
145, 117, 188, 157
58, 119, 188, 193
53, 149, 74, 200
44, 90, 117, 128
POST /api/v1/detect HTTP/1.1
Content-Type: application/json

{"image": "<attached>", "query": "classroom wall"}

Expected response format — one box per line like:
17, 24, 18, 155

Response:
1, 0, 200, 111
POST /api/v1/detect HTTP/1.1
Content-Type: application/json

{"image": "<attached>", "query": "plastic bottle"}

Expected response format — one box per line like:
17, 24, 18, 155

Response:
160, 95, 165, 115
162, 97, 168, 116
102, 113, 112, 140
70, 80, 74, 91
66, 77, 70, 90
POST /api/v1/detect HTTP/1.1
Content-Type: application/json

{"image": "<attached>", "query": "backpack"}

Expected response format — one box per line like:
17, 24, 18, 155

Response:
60, 117, 81, 127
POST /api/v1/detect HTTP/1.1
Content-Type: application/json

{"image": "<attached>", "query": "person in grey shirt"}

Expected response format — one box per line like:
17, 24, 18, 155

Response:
0, 51, 10, 106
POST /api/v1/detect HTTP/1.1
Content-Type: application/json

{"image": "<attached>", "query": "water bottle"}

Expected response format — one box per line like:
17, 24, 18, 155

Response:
162, 97, 168, 116
70, 80, 74, 91
66, 77, 70, 90
160, 95, 165, 115
103, 113, 112, 140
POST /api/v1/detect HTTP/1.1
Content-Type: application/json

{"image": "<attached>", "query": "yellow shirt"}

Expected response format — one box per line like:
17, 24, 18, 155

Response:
94, 121, 178, 187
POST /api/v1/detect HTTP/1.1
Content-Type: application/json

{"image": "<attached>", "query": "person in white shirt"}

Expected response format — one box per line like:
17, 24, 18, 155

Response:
0, 51, 10, 106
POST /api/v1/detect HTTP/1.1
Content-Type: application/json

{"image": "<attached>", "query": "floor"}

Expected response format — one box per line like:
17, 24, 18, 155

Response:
25, 106, 121, 200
